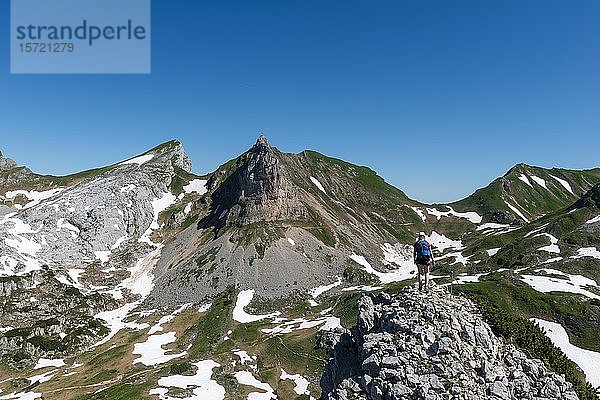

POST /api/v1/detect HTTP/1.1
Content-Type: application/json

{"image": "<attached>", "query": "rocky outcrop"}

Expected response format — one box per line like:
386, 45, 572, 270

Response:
573, 183, 600, 209
0, 151, 17, 170
203, 134, 308, 227
320, 286, 579, 400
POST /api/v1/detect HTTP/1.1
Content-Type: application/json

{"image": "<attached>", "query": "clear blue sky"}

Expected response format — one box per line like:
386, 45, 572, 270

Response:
0, 1, 598, 203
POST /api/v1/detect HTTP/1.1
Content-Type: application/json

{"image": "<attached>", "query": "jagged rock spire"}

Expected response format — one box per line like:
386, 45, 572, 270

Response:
252, 133, 270, 151
0, 151, 17, 170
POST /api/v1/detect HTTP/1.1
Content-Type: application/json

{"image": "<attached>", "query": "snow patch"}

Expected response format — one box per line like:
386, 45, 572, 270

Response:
34, 358, 65, 370
535, 233, 560, 254
309, 277, 342, 298
428, 231, 463, 253
234, 371, 277, 400
183, 179, 208, 196
426, 206, 482, 224
549, 175, 574, 194
532, 318, 600, 388
520, 268, 599, 300
349, 253, 415, 284
4, 188, 63, 209
132, 331, 187, 366
120, 154, 154, 165
287, 237, 295, 246
586, 215, 600, 224
139, 192, 177, 245
280, 369, 310, 396
407, 206, 427, 222
572, 247, 600, 260
310, 176, 326, 194
486, 248, 501, 256
232, 290, 281, 323
530, 175, 547, 189
150, 360, 225, 400
505, 201, 529, 222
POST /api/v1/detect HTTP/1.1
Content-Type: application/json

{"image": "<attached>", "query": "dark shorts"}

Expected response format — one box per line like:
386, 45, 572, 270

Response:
416, 256, 431, 275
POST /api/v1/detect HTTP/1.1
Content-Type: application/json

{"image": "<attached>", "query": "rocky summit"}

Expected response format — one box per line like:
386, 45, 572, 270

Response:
320, 285, 579, 400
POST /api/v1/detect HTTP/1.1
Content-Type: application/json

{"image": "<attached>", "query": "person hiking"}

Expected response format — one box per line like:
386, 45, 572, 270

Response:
414, 232, 434, 291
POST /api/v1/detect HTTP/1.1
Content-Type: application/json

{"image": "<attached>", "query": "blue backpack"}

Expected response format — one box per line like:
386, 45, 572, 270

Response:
416, 240, 431, 257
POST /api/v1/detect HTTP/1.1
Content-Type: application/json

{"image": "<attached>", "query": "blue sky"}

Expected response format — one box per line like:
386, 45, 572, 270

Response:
0, 1, 598, 203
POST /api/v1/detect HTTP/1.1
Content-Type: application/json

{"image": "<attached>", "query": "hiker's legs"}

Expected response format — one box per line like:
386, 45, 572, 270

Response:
425, 262, 430, 289
417, 264, 425, 290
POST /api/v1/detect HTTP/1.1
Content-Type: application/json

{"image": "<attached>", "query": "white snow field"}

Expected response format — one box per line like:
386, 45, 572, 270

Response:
427, 231, 463, 253
426, 206, 482, 224
183, 179, 208, 195
139, 192, 177, 245
132, 331, 187, 366
232, 290, 281, 323
532, 318, 600, 388
33, 358, 65, 370
586, 215, 600, 224
518, 174, 533, 188
520, 268, 600, 300
310, 176, 326, 193
406, 205, 427, 222
150, 360, 226, 400
530, 175, 547, 189
4, 188, 63, 209
120, 154, 154, 165
234, 371, 277, 400
309, 277, 342, 298
349, 253, 415, 284
535, 233, 560, 254
572, 247, 600, 260
549, 175, 574, 194
280, 369, 311, 396
486, 248, 501, 256
505, 200, 529, 222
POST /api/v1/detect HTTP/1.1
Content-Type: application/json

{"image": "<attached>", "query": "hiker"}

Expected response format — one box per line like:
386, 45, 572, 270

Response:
414, 232, 434, 291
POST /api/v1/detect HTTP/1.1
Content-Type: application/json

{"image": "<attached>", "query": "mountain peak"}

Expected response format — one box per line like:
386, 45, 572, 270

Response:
0, 151, 17, 170
251, 133, 271, 151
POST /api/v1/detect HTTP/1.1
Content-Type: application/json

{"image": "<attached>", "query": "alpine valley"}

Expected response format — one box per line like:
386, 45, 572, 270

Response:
0, 136, 599, 400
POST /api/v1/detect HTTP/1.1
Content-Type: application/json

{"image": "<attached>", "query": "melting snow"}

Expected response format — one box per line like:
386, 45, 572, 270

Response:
93, 302, 150, 347
120, 154, 154, 165
349, 253, 415, 284
486, 248, 501, 256
150, 360, 226, 400
0, 392, 42, 400
572, 247, 600, 260
4, 188, 63, 209
505, 201, 529, 222
407, 206, 427, 222
532, 318, 600, 388
94, 251, 111, 264
426, 206, 482, 224
310, 176, 326, 194
518, 174, 533, 188
33, 358, 65, 369
428, 231, 463, 253
234, 371, 277, 400
111, 235, 128, 250
280, 369, 310, 396
232, 290, 281, 323
535, 233, 560, 254
132, 331, 187, 366
309, 277, 342, 298
184, 203, 192, 215
530, 175, 547, 189
586, 215, 600, 224
139, 192, 177, 245
183, 179, 208, 196
549, 175, 574, 194
520, 268, 599, 300
148, 304, 192, 335
476, 223, 511, 232
287, 237, 295, 246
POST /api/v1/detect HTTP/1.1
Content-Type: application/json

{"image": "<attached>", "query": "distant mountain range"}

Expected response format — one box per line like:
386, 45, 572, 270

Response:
0, 136, 598, 399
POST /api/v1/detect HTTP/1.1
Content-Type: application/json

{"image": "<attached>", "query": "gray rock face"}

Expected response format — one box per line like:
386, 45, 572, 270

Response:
205, 134, 308, 227
0, 151, 17, 170
321, 286, 579, 400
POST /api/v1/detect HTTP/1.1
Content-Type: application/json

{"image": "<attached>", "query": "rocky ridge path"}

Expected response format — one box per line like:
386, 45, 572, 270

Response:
320, 285, 579, 400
